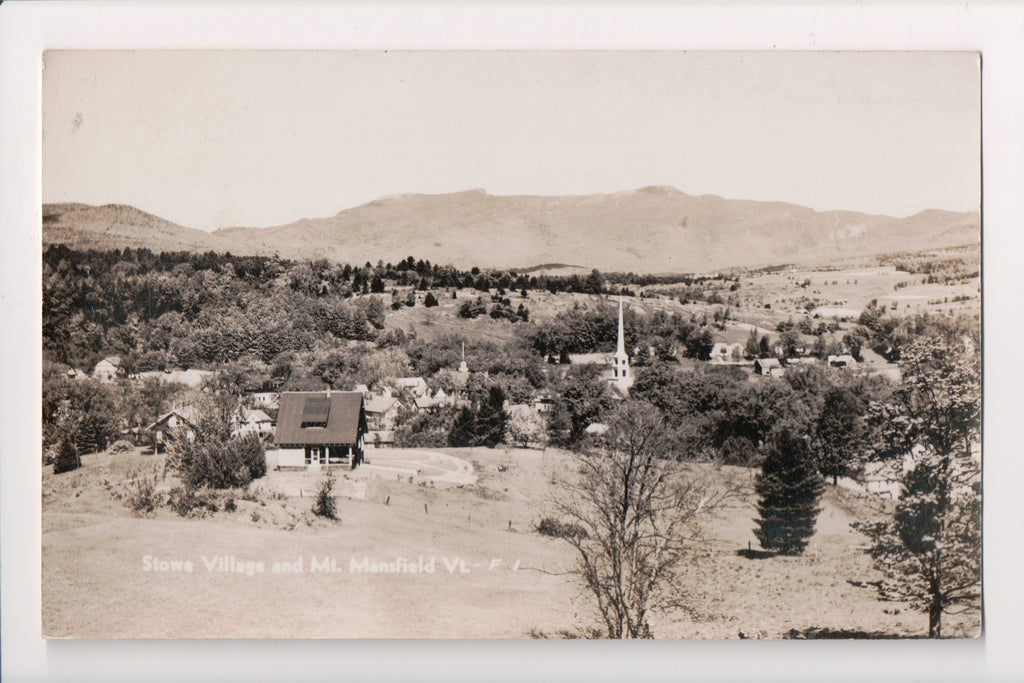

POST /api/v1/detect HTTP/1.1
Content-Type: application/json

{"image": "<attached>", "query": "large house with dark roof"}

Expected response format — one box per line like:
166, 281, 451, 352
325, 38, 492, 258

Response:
275, 390, 367, 469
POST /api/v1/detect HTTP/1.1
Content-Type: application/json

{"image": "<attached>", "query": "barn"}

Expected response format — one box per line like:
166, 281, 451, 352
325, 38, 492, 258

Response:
275, 390, 367, 469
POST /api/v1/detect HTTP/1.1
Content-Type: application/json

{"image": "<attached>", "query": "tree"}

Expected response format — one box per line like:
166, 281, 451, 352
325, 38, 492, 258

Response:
550, 402, 733, 638
424, 292, 439, 308
51, 401, 83, 473
753, 425, 824, 555
778, 329, 800, 359
474, 386, 509, 448
853, 336, 981, 637
552, 366, 614, 447
506, 405, 545, 449
812, 386, 866, 485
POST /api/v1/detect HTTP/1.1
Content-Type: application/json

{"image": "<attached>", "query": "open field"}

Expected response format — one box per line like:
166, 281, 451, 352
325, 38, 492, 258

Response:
42, 446, 981, 639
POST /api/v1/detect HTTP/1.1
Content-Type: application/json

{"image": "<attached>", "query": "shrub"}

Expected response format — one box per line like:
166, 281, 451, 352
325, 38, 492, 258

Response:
167, 485, 218, 518
172, 433, 267, 490
109, 439, 135, 454
312, 476, 338, 520
125, 470, 160, 517
536, 516, 588, 539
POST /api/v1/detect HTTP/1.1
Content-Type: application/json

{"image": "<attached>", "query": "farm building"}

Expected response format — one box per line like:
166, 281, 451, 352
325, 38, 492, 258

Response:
146, 406, 199, 453
275, 390, 367, 469
92, 356, 123, 382
754, 358, 784, 377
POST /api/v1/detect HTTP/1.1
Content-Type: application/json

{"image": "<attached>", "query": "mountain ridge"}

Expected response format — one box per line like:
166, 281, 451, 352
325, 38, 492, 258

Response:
42, 188, 980, 273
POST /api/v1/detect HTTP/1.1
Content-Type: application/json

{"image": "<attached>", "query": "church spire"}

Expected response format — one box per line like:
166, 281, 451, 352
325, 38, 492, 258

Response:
616, 295, 626, 357
458, 341, 469, 374
610, 294, 632, 393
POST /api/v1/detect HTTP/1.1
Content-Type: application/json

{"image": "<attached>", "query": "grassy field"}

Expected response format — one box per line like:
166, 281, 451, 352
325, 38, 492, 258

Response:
42, 445, 981, 639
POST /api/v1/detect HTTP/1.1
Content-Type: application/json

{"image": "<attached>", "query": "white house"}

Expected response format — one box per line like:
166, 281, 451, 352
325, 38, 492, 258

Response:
93, 356, 123, 382
364, 394, 402, 447
233, 408, 275, 439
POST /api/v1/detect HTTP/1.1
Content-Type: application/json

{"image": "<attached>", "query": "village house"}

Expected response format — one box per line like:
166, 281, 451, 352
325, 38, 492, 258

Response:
754, 357, 784, 377
248, 391, 280, 410
364, 393, 402, 447
275, 390, 367, 469
92, 356, 123, 383
232, 408, 275, 440
532, 391, 556, 413
413, 388, 454, 412
393, 377, 428, 397
146, 406, 199, 453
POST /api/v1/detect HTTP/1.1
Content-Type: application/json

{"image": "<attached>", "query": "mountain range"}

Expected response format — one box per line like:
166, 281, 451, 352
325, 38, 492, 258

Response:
42, 187, 980, 273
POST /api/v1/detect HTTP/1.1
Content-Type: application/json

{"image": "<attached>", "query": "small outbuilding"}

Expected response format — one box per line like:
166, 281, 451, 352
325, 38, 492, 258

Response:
146, 406, 199, 453
754, 357, 784, 377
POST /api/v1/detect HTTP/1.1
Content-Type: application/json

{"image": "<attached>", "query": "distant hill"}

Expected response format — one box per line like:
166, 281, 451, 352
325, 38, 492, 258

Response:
42, 187, 980, 273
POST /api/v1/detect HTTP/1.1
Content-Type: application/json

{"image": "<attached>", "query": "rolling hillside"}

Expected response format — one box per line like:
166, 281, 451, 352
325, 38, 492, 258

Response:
43, 187, 980, 273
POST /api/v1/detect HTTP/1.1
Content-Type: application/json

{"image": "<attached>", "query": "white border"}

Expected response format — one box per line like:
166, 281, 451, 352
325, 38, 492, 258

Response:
2, 3, 1023, 682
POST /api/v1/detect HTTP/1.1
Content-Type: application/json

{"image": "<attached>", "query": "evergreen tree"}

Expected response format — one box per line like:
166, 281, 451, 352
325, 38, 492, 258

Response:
475, 386, 508, 447
753, 425, 824, 555
745, 328, 761, 358
448, 406, 478, 448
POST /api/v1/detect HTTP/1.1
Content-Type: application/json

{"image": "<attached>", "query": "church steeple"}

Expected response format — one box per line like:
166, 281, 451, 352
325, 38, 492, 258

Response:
615, 296, 627, 358
610, 295, 632, 393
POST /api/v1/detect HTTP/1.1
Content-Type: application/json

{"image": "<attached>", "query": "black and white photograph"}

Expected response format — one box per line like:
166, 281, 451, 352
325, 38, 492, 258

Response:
37, 49, 983, 641
4, 3, 1024, 680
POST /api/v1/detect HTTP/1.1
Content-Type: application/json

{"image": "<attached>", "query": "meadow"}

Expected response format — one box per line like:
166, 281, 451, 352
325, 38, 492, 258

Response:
42, 444, 981, 639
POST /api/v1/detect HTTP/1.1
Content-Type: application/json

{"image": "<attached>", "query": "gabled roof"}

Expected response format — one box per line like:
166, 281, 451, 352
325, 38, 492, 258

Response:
756, 357, 782, 368
275, 391, 365, 446
242, 408, 273, 423
98, 355, 122, 367
364, 395, 400, 414
146, 406, 199, 432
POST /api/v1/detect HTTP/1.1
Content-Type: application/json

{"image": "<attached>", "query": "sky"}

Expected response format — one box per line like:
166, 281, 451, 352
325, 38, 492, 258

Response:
42, 50, 981, 230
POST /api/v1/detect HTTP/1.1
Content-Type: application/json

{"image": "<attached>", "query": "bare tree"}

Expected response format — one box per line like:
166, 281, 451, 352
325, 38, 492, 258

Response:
550, 401, 735, 638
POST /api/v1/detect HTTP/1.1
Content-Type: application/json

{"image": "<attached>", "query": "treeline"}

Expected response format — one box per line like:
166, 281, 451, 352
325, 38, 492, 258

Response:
879, 248, 980, 285
526, 301, 721, 361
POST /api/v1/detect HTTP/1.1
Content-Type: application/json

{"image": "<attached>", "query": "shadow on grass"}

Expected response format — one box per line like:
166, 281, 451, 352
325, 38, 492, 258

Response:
784, 626, 922, 640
